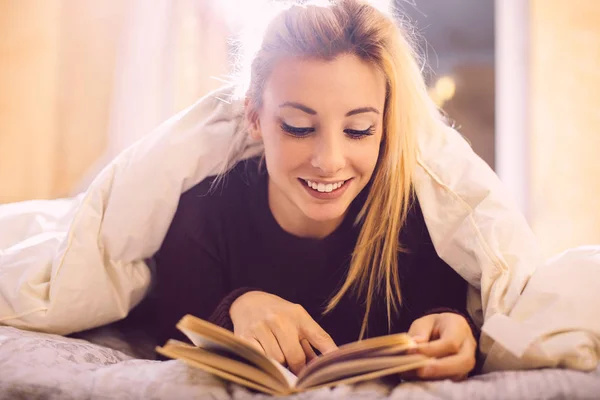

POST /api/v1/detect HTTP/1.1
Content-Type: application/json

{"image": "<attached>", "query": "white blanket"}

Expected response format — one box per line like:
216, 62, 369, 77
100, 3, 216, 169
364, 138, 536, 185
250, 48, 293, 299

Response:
0, 86, 598, 373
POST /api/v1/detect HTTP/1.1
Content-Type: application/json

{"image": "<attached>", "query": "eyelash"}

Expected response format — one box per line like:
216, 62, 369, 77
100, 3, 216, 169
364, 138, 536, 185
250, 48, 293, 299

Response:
279, 122, 375, 140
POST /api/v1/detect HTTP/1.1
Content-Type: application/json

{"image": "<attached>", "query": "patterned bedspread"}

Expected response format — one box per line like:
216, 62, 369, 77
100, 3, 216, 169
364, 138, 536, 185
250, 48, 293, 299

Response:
1, 325, 599, 399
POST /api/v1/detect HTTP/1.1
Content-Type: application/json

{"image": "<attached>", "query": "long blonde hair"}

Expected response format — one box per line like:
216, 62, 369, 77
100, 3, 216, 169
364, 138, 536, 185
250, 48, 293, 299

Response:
225, 0, 446, 339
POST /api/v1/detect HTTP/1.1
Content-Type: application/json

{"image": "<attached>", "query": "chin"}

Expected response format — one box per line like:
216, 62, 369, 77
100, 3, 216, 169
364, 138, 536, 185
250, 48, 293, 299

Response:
302, 204, 348, 223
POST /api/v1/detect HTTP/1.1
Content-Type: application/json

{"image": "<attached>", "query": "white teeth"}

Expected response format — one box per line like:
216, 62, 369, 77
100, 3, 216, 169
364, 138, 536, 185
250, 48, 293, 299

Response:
305, 179, 346, 193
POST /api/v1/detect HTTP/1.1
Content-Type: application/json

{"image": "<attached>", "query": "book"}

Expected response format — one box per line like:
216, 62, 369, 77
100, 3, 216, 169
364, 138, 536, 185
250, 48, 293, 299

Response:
156, 314, 432, 395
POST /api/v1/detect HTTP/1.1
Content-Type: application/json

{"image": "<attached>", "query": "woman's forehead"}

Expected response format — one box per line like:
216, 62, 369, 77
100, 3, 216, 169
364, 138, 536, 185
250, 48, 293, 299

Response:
262, 54, 386, 115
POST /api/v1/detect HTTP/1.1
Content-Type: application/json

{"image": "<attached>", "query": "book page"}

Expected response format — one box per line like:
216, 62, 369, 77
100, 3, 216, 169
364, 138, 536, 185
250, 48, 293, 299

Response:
177, 315, 293, 387
298, 357, 433, 392
158, 341, 287, 393
156, 344, 280, 395
298, 333, 415, 380
297, 354, 428, 388
271, 359, 298, 388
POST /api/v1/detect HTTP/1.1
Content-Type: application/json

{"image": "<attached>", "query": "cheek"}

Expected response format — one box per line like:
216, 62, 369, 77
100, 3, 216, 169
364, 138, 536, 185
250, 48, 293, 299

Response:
353, 140, 381, 175
263, 118, 314, 155
260, 126, 304, 176
258, 121, 281, 158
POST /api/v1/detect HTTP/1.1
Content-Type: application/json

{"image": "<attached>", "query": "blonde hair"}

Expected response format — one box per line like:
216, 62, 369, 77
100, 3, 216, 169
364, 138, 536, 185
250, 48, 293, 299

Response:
224, 0, 446, 339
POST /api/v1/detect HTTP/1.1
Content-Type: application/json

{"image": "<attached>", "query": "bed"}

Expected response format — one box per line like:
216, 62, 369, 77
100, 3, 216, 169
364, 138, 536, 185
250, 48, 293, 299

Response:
1, 87, 599, 399
1, 322, 599, 400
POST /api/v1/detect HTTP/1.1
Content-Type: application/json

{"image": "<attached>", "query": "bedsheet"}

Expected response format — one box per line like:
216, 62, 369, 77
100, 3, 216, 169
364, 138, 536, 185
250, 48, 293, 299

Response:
1, 325, 599, 400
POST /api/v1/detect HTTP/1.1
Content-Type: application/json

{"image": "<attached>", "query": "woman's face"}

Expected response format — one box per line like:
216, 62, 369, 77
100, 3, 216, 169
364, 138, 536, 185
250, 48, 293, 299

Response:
249, 54, 386, 238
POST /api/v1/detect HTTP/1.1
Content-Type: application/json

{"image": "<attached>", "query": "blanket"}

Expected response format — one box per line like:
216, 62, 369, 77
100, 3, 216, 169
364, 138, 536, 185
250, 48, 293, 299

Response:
1, 85, 599, 373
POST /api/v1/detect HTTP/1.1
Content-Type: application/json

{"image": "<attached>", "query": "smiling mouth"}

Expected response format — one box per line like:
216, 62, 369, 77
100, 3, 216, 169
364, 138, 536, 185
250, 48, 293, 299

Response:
300, 178, 351, 193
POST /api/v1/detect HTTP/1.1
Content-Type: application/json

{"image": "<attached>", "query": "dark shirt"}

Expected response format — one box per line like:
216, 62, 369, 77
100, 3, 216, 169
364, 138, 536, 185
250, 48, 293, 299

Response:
143, 157, 473, 347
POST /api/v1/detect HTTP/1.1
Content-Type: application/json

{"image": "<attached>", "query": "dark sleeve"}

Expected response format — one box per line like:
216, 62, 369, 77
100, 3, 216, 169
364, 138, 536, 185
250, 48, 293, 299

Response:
408, 252, 481, 375
207, 287, 261, 330
151, 185, 250, 345
401, 198, 481, 374
152, 205, 223, 344
400, 198, 474, 327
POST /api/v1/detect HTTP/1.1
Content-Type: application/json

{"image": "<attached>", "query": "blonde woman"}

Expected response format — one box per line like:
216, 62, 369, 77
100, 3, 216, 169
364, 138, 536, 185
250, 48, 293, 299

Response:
146, 0, 478, 380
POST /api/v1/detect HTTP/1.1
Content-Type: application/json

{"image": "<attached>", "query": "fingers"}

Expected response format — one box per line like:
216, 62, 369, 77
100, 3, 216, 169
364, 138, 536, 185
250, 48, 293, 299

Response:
233, 299, 336, 375
406, 313, 477, 381
417, 338, 462, 358
240, 335, 265, 355
407, 314, 437, 343
417, 313, 474, 357
300, 339, 318, 362
298, 308, 338, 355
414, 341, 476, 381
252, 323, 287, 366
269, 319, 307, 375
302, 326, 337, 355
240, 322, 320, 373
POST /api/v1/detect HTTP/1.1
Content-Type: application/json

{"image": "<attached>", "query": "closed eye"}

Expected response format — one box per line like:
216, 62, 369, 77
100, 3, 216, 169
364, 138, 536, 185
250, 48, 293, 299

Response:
280, 122, 315, 137
345, 126, 375, 139
280, 122, 375, 139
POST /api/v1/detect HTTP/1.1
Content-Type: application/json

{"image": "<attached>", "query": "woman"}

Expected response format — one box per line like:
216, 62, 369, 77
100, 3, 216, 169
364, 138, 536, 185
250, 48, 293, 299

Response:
149, 0, 477, 381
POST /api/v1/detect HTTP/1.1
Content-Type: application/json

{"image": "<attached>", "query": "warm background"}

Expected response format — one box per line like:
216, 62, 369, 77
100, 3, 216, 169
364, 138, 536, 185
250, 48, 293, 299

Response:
1, 0, 598, 258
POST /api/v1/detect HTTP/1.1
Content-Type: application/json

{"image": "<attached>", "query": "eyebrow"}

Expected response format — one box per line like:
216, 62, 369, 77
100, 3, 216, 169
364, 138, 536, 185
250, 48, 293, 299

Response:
345, 107, 380, 117
279, 102, 380, 117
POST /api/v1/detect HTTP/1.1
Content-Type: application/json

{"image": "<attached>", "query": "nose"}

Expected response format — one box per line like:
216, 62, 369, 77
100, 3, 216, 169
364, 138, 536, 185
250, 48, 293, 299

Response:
310, 130, 345, 176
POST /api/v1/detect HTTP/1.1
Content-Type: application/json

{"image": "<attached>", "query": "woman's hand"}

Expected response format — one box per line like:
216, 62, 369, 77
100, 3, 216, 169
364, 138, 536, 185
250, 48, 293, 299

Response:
407, 312, 477, 381
229, 291, 338, 375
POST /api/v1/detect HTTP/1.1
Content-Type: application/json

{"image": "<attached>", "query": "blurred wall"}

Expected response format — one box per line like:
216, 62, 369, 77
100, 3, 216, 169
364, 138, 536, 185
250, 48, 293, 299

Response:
400, 0, 496, 169
55, 0, 128, 197
442, 64, 495, 168
530, 0, 600, 256
0, 1, 60, 203
0, 0, 126, 203
0, 0, 229, 203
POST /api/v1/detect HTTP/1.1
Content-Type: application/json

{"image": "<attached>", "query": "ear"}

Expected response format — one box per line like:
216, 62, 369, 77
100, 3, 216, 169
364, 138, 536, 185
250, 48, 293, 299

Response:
245, 97, 262, 140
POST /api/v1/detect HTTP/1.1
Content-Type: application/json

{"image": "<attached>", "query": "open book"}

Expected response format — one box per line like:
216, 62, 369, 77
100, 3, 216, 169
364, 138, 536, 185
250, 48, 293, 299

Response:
156, 315, 432, 395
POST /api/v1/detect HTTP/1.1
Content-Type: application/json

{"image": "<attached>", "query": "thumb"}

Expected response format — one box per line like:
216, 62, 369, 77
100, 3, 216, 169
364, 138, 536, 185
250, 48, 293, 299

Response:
300, 319, 338, 355
408, 314, 437, 344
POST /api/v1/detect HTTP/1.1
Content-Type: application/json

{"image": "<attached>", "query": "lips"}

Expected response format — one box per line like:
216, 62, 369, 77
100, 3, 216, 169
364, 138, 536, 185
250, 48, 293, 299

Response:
302, 178, 349, 193
298, 178, 353, 200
